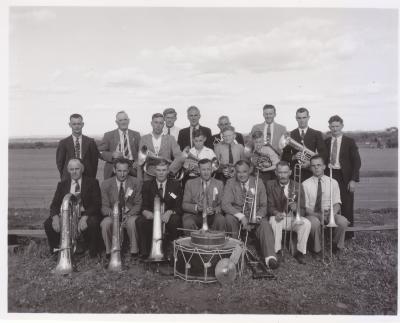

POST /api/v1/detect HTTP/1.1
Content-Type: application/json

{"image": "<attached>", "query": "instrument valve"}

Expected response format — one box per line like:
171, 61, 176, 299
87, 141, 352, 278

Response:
204, 262, 212, 268
185, 263, 191, 269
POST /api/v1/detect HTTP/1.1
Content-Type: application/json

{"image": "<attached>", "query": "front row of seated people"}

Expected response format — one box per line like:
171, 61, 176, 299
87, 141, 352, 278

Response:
44, 155, 348, 269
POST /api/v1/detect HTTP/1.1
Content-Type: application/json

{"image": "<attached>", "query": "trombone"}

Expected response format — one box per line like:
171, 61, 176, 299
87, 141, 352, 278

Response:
321, 165, 338, 265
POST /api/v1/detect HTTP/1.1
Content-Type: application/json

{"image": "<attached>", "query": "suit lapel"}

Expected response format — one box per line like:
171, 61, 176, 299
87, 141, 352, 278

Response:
81, 136, 89, 158
147, 134, 156, 154
113, 130, 120, 152
68, 136, 75, 155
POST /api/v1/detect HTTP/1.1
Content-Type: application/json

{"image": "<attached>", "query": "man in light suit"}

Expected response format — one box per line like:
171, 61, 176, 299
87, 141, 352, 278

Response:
98, 111, 141, 179
281, 107, 328, 182
250, 104, 287, 183
138, 113, 184, 182
177, 106, 213, 150
325, 115, 361, 240
56, 114, 99, 181
182, 159, 225, 231
100, 158, 142, 261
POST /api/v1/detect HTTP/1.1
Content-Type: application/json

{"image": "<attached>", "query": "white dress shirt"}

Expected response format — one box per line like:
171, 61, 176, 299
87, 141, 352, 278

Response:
302, 175, 341, 211
156, 180, 167, 198
152, 134, 163, 155
70, 178, 82, 195
72, 135, 82, 159
189, 125, 200, 148
116, 178, 126, 192
163, 125, 180, 142
189, 146, 216, 160
118, 129, 133, 160
330, 135, 343, 169
263, 122, 275, 144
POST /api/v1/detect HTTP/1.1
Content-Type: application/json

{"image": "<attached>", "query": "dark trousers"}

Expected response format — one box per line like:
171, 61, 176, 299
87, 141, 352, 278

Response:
43, 215, 101, 256
331, 169, 354, 239
135, 214, 182, 256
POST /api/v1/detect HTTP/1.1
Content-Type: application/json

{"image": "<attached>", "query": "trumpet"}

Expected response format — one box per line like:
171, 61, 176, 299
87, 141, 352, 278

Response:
148, 195, 165, 262
108, 202, 122, 271
278, 133, 316, 165
53, 193, 80, 275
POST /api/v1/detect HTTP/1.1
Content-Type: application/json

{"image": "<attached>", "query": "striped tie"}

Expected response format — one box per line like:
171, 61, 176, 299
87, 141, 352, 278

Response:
75, 138, 80, 158
266, 124, 271, 144
123, 132, 129, 158
74, 180, 80, 193
330, 137, 338, 166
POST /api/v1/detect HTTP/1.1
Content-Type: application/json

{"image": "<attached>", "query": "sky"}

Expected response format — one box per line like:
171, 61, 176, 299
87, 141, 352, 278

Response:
8, 6, 398, 138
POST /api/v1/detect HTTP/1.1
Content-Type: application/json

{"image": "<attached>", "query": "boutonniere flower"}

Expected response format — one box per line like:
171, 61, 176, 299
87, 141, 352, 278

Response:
125, 187, 133, 199
213, 187, 218, 201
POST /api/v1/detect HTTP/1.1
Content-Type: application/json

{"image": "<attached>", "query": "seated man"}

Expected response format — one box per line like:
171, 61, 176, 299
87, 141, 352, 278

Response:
100, 158, 142, 261
43, 158, 101, 258
302, 155, 349, 256
222, 160, 278, 269
136, 159, 183, 259
182, 158, 225, 232
266, 161, 311, 264
214, 125, 245, 183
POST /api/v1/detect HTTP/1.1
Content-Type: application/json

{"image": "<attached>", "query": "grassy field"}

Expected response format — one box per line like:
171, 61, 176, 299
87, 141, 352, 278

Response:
8, 147, 398, 209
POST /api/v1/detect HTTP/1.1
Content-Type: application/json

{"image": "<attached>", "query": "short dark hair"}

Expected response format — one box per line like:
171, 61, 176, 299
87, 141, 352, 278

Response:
252, 130, 263, 139
235, 159, 250, 168
152, 113, 164, 120
163, 108, 177, 116
70, 113, 83, 120
328, 115, 343, 124
113, 158, 131, 168
296, 107, 309, 116
310, 154, 325, 165
187, 105, 200, 114
155, 158, 170, 167
276, 160, 290, 169
198, 158, 212, 166
193, 129, 206, 139
263, 104, 276, 112
222, 125, 235, 133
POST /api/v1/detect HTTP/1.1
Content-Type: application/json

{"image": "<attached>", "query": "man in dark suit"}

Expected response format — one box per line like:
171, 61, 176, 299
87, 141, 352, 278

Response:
98, 111, 141, 179
44, 158, 102, 258
281, 107, 328, 182
177, 106, 213, 150
136, 159, 183, 258
211, 115, 244, 147
56, 113, 99, 181
325, 115, 361, 239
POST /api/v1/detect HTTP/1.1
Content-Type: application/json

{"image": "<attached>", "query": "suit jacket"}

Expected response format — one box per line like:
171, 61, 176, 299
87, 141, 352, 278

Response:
266, 179, 305, 218
182, 177, 224, 215
214, 142, 245, 165
177, 125, 213, 150
141, 179, 183, 216
139, 134, 182, 161
281, 127, 328, 167
56, 135, 99, 181
324, 135, 361, 184
250, 122, 287, 155
221, 176, 267, 218
100, 175, 142, 217
211, 132, 245, 147
98, 129, 141, 179
49, 176, 101, 218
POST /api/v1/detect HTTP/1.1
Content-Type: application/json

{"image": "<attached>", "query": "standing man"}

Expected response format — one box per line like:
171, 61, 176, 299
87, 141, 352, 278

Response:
266, 161, 311, 264
44, 158, 102, 258
162, 108, 180, 141
302, 155, 349, 256
211, 115, 244, 147
56, 114, 99, 181
177, 106, 213, 150
182, 159, 225, 231
100, 158, 142, 261
222, 160, 278, 269
136, 159, 183, 259
98, 111, 141, 179
138, 113, 183, 182
250, 105, 287, 182
325, 115, 361, 239
282, 107, 328, 182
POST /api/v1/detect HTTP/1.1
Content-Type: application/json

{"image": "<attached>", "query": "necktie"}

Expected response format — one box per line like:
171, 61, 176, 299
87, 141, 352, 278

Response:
330, 137, 338, 166
266, 124, 271, 144
158, 183, 164, 199
75, 137, 80, 158
74, 180, 80, 193
314, 178, 322, 213
300, 130, 305, 141
119, 181, 125, 211
280, 185, 286, 208
228, 143, 233, 164
203, 181, 208, 206
167, 127, 171, 135
191, 128, 195, 147
241, 183, 247, 195
123, 132, 129, 158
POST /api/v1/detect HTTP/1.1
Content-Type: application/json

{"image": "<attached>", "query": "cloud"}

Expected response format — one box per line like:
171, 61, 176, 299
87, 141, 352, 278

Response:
11, 8, 56, 23
102, 68, 162, 88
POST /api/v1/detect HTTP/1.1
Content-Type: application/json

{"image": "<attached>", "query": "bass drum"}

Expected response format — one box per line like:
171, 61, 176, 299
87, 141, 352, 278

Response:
173, 237, 243, 283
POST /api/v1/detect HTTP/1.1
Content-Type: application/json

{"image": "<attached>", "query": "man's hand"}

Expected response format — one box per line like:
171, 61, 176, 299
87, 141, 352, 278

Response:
161, 210, 173, 224
144, 212, 154, 220
78, 215, 88, 232
348, 180, 356, 193
275, 212, 285, 223
112, 151, 124, 159
52, 215, 60, 233
240, 216, 252, 231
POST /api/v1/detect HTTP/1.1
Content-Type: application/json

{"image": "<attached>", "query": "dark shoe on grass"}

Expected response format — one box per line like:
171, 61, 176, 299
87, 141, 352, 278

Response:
294, 251, 306, 265
266, 257, 279, 270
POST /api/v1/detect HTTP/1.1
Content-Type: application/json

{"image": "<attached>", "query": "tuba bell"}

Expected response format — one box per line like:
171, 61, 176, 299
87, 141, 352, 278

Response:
147, 195, 165, 261
278, 132, 316, 162
53, 193, 80, 275
108, 202, 123, 271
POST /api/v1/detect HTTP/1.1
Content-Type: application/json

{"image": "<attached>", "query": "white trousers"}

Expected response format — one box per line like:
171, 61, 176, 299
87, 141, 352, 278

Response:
269, 215, 311, 254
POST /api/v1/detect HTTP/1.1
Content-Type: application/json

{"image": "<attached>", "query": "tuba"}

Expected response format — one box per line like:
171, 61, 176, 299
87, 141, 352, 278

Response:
53, 193, 80, 275
148, 195, 165, 261
108, 202, 123, 271
278, 133, 316, 163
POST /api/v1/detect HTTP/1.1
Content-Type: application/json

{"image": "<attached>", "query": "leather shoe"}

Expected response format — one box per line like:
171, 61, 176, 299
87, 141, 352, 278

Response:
266, 258, 279, 270
311, 251, 321, 259
332, 245, 340, 254
294, 252, 306, 265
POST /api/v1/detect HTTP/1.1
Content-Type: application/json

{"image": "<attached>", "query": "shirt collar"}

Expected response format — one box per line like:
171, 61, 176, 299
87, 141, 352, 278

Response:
156, 179, 167, 187
118, 128, 128, 136
72, 134, 82, 140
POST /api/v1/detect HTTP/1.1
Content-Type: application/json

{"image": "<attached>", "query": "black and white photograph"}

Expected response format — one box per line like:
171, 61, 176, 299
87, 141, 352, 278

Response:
4, 0, 398, 321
